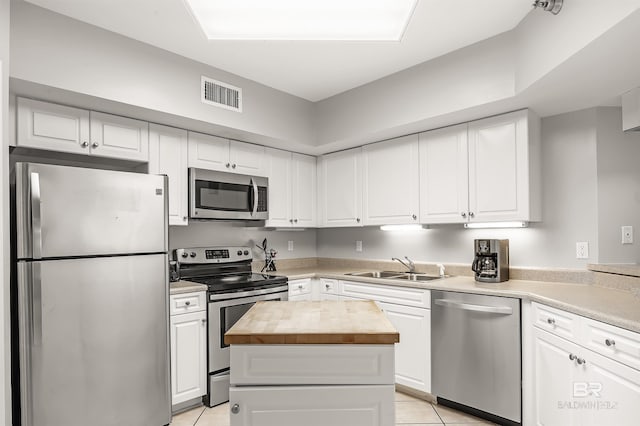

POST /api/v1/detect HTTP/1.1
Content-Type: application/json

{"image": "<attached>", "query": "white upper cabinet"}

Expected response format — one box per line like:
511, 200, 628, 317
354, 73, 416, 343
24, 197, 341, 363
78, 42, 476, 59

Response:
291, 153, 317, 227
362, 135, 420, 225
149, 124, 188, 226
419, 124, 469, 223
88, 111, 149, 162
16, 97, 149, 162
188, 131, 266, 176
318, 148, 363, 227
419, 109, 541, 224
265, 149, 316, 227
265, 148, 292, 227
467, 110, 541, 222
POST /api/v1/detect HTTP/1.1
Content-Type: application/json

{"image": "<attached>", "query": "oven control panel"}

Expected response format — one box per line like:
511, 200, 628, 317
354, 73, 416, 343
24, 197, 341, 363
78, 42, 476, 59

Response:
175, 246, 252, 264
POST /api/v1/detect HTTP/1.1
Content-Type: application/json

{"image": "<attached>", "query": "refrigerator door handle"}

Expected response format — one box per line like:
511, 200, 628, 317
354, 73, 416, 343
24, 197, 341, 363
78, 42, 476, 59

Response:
30, 172, 43, 259
32, 262, 43, 346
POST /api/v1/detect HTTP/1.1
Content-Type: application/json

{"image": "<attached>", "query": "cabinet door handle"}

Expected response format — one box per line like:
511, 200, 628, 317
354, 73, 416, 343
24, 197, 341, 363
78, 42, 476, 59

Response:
461, 212, 467, 218
294, 219, 298, 223
605, 338, 616, 347
183, 216, 187, 221
81, 141, 89, 148
91, 142, 99, 149
569, 353, 577, 361
232, 163, 237, 169
185, 301, 191, 306
412, 214, 417, 220
356, 218, 361, 223
469, 212, 475, 218
231, 404, 240, 414
226, 163, 230, 168
201, 318, 206, 324
576, 358, 586, 365
325, 284, 330, 290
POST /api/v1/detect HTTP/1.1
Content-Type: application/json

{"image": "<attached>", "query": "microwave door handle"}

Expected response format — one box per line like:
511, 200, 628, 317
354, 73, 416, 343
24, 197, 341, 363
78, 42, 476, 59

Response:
251, 178, 258, 216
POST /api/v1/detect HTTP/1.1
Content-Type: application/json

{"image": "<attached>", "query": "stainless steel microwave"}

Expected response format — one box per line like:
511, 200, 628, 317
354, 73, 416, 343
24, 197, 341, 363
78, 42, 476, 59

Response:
189, 168, 268, 220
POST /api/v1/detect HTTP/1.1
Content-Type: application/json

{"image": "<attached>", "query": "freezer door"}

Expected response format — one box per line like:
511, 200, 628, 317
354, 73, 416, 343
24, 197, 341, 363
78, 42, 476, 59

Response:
17, 254, 170, 426
16, 162, 168, 259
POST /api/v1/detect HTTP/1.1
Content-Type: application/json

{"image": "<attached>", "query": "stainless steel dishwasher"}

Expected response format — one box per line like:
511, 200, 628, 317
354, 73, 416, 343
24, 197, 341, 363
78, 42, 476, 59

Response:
431, 290, 521, 426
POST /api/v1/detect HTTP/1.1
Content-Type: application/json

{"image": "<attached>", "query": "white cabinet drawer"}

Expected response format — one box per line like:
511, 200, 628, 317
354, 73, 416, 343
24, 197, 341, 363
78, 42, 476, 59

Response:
170, 291, 206, 315
319, 278, 340, 295
583, 317, 640, 371
230, 344, 395, 385
229, 384, 395, 426
288, 279, 311, 297
532, 302, 580, 341
341, 280, 430, 309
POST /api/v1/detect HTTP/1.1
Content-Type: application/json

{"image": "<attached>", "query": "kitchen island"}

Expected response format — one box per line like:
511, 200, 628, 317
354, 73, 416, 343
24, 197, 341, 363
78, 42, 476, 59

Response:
224, 300, 400, 426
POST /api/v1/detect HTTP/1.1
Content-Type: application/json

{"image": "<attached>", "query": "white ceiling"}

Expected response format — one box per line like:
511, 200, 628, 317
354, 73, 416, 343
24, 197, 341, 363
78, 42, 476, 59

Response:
23, 0, 533, 101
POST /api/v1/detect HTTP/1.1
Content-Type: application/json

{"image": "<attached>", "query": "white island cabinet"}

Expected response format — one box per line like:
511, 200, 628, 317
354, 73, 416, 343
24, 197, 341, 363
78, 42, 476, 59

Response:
225, 300, 398, 426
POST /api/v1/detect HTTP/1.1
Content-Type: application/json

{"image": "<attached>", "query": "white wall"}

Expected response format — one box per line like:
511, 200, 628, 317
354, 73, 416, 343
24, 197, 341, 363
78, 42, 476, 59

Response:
317, 108, 600, 269
314, 3, 640, 151
1, 0, 10, 424
9, 0, 315, 153
169, 222, 317, 263
596, 107, 640, 263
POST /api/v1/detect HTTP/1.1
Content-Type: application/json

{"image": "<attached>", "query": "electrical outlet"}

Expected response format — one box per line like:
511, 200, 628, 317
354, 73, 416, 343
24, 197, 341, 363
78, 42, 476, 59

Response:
287, 240, 294, 251
355, 240, 363, 252
622, 226, 633, 244
576, 242, 589, 259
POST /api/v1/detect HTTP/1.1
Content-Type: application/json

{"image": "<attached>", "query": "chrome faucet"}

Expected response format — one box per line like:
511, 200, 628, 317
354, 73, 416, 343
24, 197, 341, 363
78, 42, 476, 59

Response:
392, 256, 415, 273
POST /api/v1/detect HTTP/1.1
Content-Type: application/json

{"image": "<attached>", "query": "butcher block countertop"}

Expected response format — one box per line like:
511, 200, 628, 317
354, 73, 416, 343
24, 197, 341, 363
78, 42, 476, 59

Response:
224, 300, 400, 345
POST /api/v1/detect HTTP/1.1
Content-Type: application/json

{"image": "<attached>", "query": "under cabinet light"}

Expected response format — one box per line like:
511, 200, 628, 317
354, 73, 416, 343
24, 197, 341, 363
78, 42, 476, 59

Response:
183, 0, 418, 41
464, 221, 528, 229
380, 224, 428, 232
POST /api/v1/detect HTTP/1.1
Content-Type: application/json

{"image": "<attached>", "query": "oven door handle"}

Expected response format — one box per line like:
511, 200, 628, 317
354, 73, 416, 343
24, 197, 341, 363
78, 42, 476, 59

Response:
250, 178, 258, 217
209, 284, 289, 302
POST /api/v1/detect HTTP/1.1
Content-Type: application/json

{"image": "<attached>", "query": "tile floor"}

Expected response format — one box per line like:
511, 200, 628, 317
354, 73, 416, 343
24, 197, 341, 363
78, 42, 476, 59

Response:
170, 391, 497, 426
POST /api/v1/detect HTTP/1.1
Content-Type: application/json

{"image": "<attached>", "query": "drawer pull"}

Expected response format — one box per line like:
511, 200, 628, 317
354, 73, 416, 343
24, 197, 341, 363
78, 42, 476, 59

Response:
547, 317, 556, 325
605, 338, 616, 347
298, 284, 303, 289
576, 357, 586, 365
185, 301, 191, 306
231, 404, 240, 414
569, 353, 577, 361
325, 284, 330, 290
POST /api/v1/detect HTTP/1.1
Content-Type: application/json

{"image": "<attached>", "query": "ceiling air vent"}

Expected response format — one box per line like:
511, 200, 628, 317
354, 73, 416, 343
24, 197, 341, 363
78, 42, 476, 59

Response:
201, 76, 242, 112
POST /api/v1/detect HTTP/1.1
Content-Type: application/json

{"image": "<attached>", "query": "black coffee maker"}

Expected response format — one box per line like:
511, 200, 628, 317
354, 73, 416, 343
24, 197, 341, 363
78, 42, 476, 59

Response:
472, 239, 509, 283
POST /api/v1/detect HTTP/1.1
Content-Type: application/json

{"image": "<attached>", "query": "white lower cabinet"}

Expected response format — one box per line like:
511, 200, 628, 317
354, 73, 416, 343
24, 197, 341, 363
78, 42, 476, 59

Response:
288, 278, 312, 301
229, 385, 395, 426
170, 292, 207, 408
377, 301, 430, 393
337, 280, 431, 394
531, 304, 640, 426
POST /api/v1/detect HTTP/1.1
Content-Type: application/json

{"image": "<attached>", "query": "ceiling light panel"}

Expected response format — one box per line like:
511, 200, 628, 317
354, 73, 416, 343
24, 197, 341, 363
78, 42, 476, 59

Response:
184, 0, 418, 41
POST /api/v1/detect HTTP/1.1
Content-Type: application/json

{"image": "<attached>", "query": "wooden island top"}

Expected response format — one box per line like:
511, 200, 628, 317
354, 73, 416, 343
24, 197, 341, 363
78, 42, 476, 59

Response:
224, 300, 400, 345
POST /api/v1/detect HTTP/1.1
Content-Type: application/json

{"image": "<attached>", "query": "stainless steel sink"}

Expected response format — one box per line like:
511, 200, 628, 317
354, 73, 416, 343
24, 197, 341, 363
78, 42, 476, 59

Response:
394, 273, 442, 281
345, 271, 443, 281
345, 271, 404, 279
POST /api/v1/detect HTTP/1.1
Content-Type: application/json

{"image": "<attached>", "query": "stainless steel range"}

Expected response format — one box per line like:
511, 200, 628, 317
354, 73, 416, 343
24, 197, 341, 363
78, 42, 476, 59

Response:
174, 246, 288, 407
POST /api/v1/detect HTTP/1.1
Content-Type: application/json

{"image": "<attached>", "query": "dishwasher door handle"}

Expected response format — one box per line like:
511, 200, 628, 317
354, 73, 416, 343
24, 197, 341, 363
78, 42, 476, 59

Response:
434, 299, 513, 315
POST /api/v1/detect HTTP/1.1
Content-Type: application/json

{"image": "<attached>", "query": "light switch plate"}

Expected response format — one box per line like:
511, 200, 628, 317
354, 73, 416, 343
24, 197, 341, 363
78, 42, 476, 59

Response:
287, 240, 294, 251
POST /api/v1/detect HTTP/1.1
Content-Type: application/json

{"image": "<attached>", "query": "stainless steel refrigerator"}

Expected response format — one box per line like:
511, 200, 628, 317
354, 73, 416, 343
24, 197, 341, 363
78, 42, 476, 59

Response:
13, 162, 171, 426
